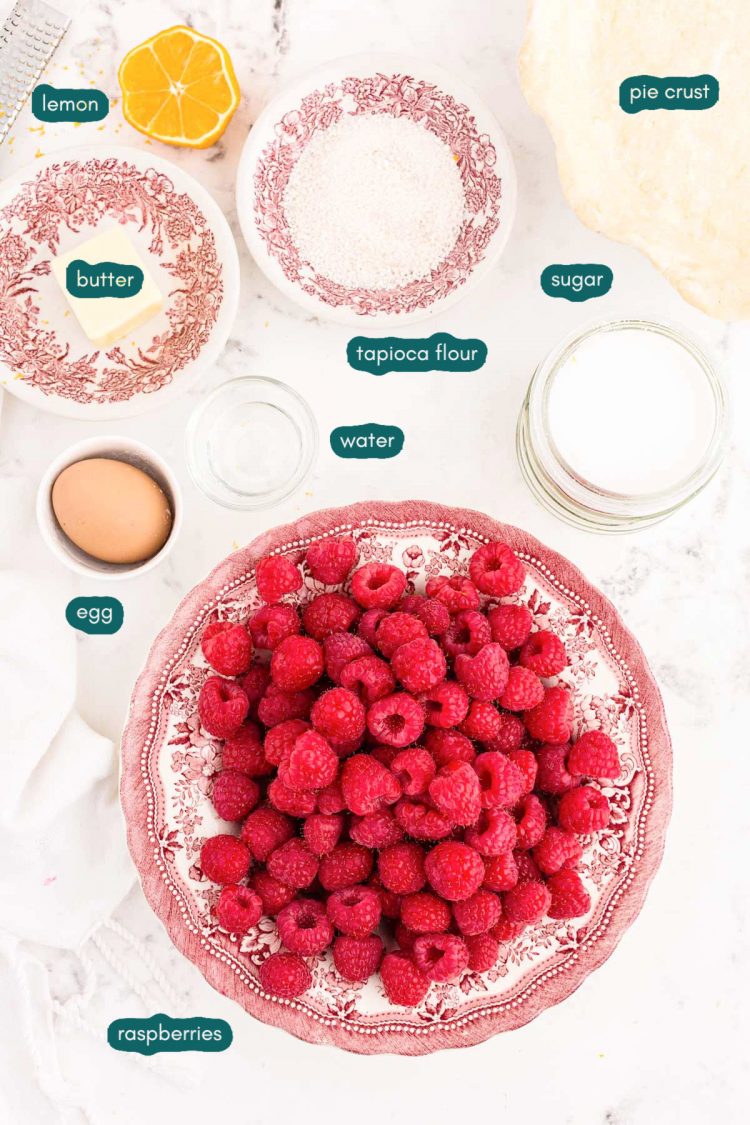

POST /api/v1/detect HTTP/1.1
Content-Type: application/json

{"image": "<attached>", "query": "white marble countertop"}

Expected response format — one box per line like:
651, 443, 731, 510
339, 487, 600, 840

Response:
1, 0, 748, 1122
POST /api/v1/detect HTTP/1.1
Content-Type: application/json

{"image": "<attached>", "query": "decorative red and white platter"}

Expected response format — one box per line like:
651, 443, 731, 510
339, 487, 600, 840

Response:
121, 501, 671, 1054
0, 146, 239, 418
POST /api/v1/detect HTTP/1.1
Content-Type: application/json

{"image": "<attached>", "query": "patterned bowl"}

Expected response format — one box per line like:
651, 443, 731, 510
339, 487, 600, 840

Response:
236, 54, 516, 326
121, 501, 671, 1054
0, 146, 239, 418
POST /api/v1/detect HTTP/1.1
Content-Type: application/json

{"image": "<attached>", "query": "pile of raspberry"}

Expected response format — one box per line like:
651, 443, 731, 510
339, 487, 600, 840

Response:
197, 536, 619, 1007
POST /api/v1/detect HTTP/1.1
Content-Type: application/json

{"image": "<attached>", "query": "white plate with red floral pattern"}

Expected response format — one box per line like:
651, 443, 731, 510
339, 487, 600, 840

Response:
0, 146, 239, 418
236, 54, 516, 326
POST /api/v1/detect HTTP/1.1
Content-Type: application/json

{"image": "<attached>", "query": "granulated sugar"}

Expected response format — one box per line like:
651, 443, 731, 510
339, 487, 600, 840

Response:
283, 113, 465, 290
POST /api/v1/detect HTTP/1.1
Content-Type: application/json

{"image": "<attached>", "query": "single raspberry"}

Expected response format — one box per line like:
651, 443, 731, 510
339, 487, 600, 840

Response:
452, 889, 502, 935
327, 884, 381, 937
558, 786, 610, 834
318, 843, 374, 891
270, 634, 324, 692
459, 701, 502, 742
394, 923, 418, 951
247, 604, 300, 651
420, 681, 469, 729
198, 677, 249, 739
424, 729, 476, 768
311, 687, 367, 743
428, 761, 482, 827
316, 782, 346, 815
302, 592, 360, 639
306, 536, 358, 584
515, 794, 547, 848
259, 951, 311, 998
341, 754, 401, 815
400, 892, 452, 934
535, 743, 577, 794
455, 643, 510, 702
240, 806, 294, 861
256, 555, 302, 604
533, 827, 583, 875
482, 851, 519, 892
340, 655, 396, 705
266, 778, 317, 817
465, 807, 517, 855
394, 798, 453, 841
333, 934, 383, 982
514, 848, 542, 884
201, 834, 251, 884
211, 771, 260, 821
223, 723, 272, 777
357, 608, 388, 646
368, 876, 401, 920
441, 609, 491, 658
519, 629, 568, 677
508, 748, 537, 794
375, 612, 428, 658
278, 730, 338, 790
216, 884, 262, 933
367, 693, 425, 748
400, 595, 451, 637
303, 813, 344, 856
267, 839, 319, 889
257, 683, 313, 727
413, 933, 469, 982
351, 562, 407, 610
469, 541, 525, 597
390, 747, 436, 797
503, 880, 551, 924
465, 932, 500, 972
487, 603, 533, 650
248, 870, 296, 915
277, 898, 334, 955
483, 712, 525, 753
350, 809, 404, 848
567, 730, 620, 779
474, 752, 525, 808
264, 719, 310, 766
524, 686, 574, 743
323, 632, 372, 682
380, 951, 429, 1006
425, 574, 479, 613
424, 841, 484, 902
240, 663, 271, 721
378, 842, 426, 894
499, 666, 544, 712
490, 917, 527, 942
391, 637, 447, 695
201, 621, 253, 676
547, 869, 591, 919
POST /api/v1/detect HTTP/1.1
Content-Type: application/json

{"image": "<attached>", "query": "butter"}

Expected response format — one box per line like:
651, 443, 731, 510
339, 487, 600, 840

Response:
51, 226, 162, 349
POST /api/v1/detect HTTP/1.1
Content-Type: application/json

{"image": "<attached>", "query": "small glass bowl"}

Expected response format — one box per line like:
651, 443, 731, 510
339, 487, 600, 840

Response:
186, 377, 318, 510
516, 319, 728, 533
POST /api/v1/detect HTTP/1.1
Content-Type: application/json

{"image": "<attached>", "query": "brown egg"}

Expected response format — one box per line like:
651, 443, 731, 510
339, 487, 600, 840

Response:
51, 457, 173, 565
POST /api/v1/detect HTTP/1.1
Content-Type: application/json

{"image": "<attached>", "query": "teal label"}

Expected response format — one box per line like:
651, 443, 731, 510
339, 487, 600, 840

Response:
348, 332, 486, 376
66, 260, 143, 298
330, 424, 404, 459
619, 75, 719, 114
541, 264, 613, 302
107, 1015, 232, 1056
66, 597, 123, 634
32, 83, 109, 122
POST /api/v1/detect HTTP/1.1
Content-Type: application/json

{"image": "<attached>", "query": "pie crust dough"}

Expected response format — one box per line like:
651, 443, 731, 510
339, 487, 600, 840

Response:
520, 0, 750, 320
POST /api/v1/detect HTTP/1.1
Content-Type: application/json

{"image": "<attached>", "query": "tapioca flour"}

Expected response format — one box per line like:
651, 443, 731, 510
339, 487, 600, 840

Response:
283, 113, 465, 290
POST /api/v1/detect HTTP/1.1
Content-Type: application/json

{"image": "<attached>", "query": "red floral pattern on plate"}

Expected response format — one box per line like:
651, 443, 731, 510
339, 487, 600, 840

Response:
252, 73, 502, 316
0, 156, 223, 404
121, 501, 672, 1054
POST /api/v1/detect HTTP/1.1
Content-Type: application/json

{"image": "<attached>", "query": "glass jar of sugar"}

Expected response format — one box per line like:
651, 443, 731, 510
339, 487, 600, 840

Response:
517, 320, 727, 532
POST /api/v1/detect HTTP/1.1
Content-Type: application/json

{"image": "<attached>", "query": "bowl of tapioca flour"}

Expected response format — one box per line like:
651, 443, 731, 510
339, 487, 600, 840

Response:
237, 54, 516, 325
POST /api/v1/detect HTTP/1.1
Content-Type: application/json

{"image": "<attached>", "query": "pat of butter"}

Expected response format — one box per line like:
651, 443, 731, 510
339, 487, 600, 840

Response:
51, 226, 163, 349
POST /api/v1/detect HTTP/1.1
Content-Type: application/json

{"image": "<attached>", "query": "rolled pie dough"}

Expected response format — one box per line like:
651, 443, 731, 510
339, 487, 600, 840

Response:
520, 0, 750, 320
